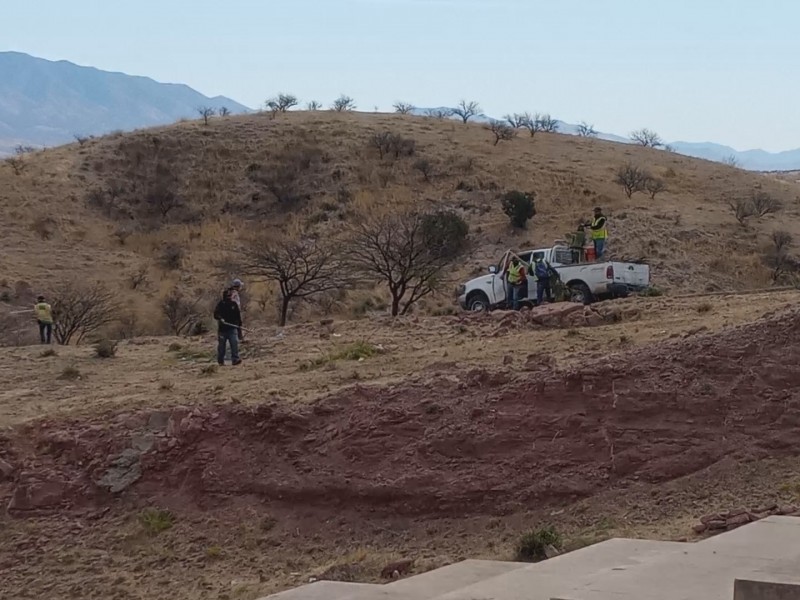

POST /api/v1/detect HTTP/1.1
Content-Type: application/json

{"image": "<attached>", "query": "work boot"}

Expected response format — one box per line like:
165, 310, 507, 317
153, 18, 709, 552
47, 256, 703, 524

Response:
232, 359, 242, 366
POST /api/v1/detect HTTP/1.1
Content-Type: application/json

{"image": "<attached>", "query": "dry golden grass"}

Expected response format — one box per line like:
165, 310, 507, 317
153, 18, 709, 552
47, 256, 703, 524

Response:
1, 111, 799, 332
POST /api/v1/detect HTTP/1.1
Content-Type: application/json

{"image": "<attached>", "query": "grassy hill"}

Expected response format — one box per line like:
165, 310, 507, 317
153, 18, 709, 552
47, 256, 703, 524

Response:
1, 110, 798, 337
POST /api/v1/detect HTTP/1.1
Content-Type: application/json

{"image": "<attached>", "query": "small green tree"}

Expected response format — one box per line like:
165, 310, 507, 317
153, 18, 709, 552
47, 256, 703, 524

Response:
501, 191, 536, 229
420, 210, 469, 259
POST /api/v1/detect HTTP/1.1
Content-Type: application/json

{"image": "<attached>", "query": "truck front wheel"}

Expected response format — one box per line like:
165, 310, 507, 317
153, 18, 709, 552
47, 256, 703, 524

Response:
466, 292, 491, 312
568, 282, 593, 305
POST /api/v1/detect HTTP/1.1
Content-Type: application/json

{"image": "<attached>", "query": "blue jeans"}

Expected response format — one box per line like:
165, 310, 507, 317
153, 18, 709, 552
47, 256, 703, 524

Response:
536, 280, 554, 305
217, 328, 240, 364
38, 321, 52, 344
509, 284, 525, 310
594, 238, 606, 259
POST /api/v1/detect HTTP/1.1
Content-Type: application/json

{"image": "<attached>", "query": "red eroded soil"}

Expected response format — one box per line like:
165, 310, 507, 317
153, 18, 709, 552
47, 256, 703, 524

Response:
3, 308, 800, 517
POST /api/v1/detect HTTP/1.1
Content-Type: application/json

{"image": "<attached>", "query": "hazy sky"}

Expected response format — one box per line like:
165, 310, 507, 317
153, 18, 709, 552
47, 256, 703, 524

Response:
3, 0, 797, 151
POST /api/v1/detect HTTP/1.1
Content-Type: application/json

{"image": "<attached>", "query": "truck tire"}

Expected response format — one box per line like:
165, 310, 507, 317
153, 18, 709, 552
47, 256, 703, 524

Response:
568, 282, 593, 305
466, 291, 491, 312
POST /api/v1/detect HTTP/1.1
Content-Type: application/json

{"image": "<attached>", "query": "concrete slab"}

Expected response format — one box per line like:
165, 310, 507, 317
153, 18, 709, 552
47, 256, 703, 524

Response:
258, 581, 379, 600
433, 539, 685, 600
734, 578, 800, 600
385, 559, 529, 599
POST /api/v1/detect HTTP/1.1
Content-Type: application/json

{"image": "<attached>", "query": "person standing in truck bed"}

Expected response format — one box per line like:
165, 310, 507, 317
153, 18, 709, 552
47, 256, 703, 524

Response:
586, 207, 608, 260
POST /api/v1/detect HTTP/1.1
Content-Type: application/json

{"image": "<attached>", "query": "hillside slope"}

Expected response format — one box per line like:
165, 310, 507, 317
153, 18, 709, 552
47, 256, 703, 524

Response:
1, 111, 799, 333
0, 51, 249, 154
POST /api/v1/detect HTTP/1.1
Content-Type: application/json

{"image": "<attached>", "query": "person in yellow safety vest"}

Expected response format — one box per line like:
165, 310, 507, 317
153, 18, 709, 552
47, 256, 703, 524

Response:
504, 256, 527, 311
587, 207, 608, 260
34, 295, 53, 344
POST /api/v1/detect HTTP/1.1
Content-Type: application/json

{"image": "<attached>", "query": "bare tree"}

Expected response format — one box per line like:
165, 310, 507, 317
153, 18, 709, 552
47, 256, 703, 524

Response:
452, 100, 481, 124
393, 102, 415, 114
348, 211, 456, 316
722, 154, 740, 168
197, 106, 216, 125
765, 230, 796, 282
504, 113, 527, 128
518, 112, 540, 137
73, 134, 91, 146
161, 288, 203, 335
5, 145, 33, 175
614, 163, 650, 198
487, 120, 517, 146
218, 106, 231, 117
630, 128, 663, 147
331, 95, 357, 112
536, 114, 559, 133
751, 191, 783, 217
729, 198, 755, 226
426, 108, 453, 119
51, 281, 118, 345
577, 122, 597, 137
645, 177, 667, 199
266, 93, 299, 114
240, 237, 350, 326
306, 100, 322, 111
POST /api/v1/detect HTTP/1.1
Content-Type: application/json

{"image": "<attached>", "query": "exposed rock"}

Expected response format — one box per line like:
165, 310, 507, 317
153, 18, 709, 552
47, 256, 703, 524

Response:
0, 458, 14, 482
147, 411, 171, 431
692, 523, 708, 534
8, 478, 68, 511
726, 513, 750, 529
96, 448, 142, 493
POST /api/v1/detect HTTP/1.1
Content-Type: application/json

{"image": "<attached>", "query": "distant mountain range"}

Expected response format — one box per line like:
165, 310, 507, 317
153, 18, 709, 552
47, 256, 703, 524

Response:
0, 51, 250, 155
1, 52, 797, 171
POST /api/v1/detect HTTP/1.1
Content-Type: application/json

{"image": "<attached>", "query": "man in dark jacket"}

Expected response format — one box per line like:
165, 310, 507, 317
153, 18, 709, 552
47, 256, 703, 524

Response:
213, 289, 242, 366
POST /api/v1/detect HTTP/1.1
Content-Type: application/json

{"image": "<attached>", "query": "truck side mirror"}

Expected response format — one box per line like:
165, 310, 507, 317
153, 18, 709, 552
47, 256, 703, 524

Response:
488, 266, 497, 274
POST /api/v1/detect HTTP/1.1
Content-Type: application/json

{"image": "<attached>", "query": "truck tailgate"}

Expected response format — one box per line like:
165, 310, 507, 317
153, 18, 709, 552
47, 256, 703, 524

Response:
612, 262, 650, 288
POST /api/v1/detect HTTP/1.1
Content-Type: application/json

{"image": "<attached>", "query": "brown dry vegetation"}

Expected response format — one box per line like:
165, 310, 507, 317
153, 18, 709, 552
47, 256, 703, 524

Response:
3, 113, 800, 600
2, 111, 799, 335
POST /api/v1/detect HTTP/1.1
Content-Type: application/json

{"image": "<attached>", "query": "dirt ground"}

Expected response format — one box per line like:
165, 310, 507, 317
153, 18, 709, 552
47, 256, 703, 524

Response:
3, 291, 800, 599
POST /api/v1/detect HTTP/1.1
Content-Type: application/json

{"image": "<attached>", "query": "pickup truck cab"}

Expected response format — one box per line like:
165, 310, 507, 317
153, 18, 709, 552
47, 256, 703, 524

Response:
457, 245, 650, 311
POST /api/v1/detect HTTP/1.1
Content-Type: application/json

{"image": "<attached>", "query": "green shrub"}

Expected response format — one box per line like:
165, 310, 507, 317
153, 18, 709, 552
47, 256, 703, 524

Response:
421, 210, 469, 259
501, 191, 536, 229
515, 525, 562, 562
139, 508, 174, 535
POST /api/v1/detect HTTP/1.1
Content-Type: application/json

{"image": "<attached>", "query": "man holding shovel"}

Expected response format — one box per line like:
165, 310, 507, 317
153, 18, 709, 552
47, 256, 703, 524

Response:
213, 288, 242, 366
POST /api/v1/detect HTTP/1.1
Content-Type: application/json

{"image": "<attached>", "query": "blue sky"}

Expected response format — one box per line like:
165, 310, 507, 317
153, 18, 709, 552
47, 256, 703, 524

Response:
3, 0, 797, 151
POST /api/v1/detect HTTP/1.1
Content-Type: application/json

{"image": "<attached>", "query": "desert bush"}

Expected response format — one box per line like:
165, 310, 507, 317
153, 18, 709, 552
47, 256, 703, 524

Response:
452, 100, 481, 123
420, 210, 470, 259
487, 120, 517, 145
426, 108, 453, 119
501, 191, 536, 229
306, 100, 322, 110
630, 128, 663, 147
516, 526, 562, 562
265, 93, 299, 114
40, 348, 58, 358
59, 366, 82, 380
614, 163, 650, 198
577, 122, 597, 137
348, 210, 461, 316
139, 508, 174, 535
128, 266, 149, 290
393, 102, 415, 114
240, 237, 352, 326
750, 191, 783, 217
765, 230, 797, 282
159, 244, 185, 270
51, 281, 118, 345
161, 288, 204, 335
412, 158, 435, 182
729, 197, 755, 226
331, 95, 356, 111
93, 338, 118, 358
196, 106, 216, 125
645, 178, 667, 199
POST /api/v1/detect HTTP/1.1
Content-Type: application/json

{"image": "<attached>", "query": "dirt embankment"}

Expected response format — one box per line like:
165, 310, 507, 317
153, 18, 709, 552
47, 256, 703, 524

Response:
3, 307, 800, 517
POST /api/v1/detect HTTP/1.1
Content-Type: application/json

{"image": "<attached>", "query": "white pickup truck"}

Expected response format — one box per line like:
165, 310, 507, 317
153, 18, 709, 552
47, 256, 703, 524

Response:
457, 245, 650, 311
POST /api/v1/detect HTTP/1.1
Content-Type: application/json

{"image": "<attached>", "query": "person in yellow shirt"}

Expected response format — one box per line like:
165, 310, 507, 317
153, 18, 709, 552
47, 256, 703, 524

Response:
34, 295, 53, 344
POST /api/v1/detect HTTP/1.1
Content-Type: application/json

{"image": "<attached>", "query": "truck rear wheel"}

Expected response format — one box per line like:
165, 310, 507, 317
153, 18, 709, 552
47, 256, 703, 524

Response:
466, 292, 491, 312
568, 282, 593, 305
